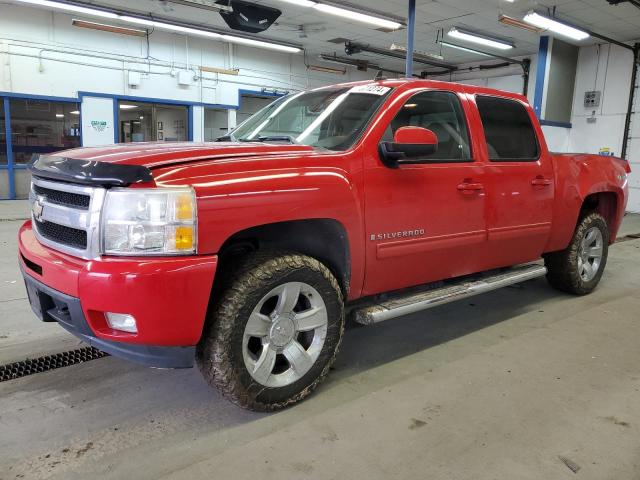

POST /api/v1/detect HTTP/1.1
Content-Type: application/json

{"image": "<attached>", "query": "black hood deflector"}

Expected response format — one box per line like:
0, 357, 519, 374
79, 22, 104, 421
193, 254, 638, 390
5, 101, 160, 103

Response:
29, 155, 153, 187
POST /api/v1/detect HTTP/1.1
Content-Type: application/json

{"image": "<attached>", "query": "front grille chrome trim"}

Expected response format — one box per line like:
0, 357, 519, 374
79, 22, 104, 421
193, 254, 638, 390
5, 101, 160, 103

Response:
30, 177, 106, 260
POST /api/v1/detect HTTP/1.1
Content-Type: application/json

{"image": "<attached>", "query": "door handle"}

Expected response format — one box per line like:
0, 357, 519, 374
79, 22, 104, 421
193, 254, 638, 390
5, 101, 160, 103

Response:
531, 177, 552, 187
457, 182, 484, 194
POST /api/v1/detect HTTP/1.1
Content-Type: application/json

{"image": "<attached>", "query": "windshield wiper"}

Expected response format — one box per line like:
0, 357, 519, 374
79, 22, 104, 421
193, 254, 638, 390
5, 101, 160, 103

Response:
215, 133, 237, 142
256, 135, 298, 144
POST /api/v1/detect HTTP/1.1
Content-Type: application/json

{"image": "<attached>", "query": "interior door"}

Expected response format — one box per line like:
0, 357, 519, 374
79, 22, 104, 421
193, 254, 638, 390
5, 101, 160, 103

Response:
472, 95, 554, 266
362, 89, 488, 296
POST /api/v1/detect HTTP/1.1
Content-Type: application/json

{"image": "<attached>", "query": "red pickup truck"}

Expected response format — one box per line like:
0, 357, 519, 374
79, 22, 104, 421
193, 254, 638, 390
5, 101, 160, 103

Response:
19, 79, 630, 410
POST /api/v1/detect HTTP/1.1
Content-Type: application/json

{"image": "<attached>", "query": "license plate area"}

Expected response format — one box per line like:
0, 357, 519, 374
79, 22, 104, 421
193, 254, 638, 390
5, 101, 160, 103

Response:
25, 281, 58, 323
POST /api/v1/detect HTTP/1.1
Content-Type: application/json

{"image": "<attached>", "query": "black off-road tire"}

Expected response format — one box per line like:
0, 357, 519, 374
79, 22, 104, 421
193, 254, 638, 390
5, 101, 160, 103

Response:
544, 212, 609, 295
197, 252, 344, 411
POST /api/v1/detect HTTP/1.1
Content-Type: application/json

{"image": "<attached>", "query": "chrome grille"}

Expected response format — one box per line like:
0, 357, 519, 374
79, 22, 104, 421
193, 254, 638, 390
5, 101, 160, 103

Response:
30, 178, 106, 259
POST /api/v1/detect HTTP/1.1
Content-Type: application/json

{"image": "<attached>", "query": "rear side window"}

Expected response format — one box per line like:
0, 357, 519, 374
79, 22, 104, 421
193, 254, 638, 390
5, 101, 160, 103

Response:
476, 96, 539, 161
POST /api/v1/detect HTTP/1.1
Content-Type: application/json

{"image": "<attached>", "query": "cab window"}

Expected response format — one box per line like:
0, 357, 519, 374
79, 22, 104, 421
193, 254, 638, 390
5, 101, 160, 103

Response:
475, 95, 539, 161
383, 91, 472, 161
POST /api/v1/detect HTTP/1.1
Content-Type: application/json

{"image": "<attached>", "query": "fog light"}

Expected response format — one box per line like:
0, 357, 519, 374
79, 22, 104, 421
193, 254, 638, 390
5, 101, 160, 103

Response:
105, 312, 138, 333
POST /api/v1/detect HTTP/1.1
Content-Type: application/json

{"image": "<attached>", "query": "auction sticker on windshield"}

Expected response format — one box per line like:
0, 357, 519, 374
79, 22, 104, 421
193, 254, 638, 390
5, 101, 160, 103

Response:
349, 85, 391, 95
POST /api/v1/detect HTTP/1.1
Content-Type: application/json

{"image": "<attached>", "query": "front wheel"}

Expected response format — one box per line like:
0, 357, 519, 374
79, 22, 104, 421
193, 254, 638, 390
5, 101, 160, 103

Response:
544, 212, 609, 295
197, 253, 344, 411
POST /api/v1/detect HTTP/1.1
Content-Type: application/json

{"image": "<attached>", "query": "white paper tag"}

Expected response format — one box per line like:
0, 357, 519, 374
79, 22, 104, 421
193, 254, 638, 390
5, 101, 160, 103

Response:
348, 85, 391, 96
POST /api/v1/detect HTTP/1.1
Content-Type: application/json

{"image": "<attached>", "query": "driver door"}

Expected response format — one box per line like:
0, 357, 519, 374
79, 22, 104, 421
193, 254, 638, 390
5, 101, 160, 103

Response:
362, 89, 489, 296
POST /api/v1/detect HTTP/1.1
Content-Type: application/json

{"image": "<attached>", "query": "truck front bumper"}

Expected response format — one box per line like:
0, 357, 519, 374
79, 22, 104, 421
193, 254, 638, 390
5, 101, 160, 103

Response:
18, 221, 218, 369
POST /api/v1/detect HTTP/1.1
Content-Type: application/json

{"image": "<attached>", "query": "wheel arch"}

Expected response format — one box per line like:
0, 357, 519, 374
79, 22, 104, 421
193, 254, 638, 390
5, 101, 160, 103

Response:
216, 218, 352, 297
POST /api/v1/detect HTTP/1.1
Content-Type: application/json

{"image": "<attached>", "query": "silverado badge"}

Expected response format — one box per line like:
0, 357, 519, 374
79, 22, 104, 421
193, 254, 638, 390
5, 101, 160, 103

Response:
370, 229, 425, 241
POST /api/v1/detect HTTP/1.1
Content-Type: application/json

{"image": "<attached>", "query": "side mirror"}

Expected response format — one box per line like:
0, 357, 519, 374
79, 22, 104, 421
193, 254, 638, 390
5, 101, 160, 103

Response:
379, 126, 438, 168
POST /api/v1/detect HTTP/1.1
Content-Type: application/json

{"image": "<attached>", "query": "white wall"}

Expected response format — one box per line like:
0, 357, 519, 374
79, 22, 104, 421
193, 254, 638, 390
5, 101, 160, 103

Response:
566, 43, 639, 212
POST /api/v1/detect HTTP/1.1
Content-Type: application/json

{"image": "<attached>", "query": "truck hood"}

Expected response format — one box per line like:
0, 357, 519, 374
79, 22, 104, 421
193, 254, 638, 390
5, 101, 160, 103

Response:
50, 142, 317, 169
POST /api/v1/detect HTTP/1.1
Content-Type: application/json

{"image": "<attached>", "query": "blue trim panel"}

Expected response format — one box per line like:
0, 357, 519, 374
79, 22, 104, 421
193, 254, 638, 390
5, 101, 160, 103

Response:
4, 97, 15, 200
0, 91, 78, 103
533, 36, 549, 119
187, 105, 194, 141
22, 267, 195, 369
540, 119, 572, 128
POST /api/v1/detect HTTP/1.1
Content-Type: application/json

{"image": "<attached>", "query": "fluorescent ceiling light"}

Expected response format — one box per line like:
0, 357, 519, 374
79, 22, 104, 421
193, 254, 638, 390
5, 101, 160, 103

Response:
439, 41, 491, 57
55, 113, 64, 117
273, 0, 401, 30
220, 35, 300, 53
447, 27, 514, 50
277, 0, 317, 5
13, 1, 301, 53
70, 110, 80, 115
390, 43, 444, 61
314, 4, 401, 30
523, 11, 590, 41
13, 0, 118, 18
119, 104, 138, 110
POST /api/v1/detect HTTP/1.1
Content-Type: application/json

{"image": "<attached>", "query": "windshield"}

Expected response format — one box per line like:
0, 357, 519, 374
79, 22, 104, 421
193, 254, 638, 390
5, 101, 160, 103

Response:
228, 85, 392, 151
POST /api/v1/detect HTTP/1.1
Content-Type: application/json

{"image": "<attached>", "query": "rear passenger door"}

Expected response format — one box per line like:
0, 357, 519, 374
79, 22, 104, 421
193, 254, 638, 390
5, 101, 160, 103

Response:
473, 95, 555, 266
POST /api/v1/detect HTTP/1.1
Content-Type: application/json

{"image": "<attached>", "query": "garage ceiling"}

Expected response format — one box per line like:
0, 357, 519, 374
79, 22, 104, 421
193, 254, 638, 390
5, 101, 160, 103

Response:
68, 0, 640, 69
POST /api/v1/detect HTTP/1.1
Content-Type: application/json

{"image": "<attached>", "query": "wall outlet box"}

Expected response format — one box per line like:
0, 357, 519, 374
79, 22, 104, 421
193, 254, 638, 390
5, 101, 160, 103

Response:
128, 71, 142, 87
177, 70, 194, 86
584, 90, 601, 108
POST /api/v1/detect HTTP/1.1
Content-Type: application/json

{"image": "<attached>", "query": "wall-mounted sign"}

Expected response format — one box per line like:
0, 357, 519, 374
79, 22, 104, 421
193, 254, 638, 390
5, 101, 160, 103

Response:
91, 120, 108, 132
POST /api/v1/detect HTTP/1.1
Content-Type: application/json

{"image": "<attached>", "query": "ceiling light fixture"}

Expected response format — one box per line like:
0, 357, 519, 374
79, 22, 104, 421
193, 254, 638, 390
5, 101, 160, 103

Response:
439, 41, 492, 57
70, 110, 80, 115
273, 0, 402, 30
12, 0, 302, 53
447, 27, 514, 50
55, 113, 65, 117
119, 104, 138, 110
498, 14, 543, 33
390, 43, 445, 61
522, 11, 590, 41
13, 0, 118, 18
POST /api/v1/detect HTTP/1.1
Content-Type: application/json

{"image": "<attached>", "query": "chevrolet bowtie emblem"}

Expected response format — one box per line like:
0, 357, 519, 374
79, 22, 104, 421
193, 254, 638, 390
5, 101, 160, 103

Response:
32, 196, 45, 222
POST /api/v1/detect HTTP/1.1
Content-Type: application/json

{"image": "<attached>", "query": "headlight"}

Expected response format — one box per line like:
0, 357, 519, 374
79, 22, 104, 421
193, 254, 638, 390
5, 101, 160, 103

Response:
101, 187, 197, 255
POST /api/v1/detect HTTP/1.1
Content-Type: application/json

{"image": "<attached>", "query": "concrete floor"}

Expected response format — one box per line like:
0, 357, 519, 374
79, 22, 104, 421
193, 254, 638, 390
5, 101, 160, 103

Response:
2, 203, 640, 479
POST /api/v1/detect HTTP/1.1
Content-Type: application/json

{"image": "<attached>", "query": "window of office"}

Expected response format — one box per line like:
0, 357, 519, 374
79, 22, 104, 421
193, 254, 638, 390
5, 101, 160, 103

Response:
384, 91, 471, 161
204, 108, 228, 141
475, 96, 539, 161
8, 99, 81, 164
118, 101, 188, 143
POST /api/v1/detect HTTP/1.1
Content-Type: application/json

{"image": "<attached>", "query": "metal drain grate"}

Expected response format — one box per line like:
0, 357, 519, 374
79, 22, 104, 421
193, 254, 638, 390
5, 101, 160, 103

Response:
0, 347, 109, 382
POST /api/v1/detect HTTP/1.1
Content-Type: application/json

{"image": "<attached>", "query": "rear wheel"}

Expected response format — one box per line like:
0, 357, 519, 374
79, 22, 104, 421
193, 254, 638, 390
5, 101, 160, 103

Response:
197, 252, 344, 411
544, 212, 609, 295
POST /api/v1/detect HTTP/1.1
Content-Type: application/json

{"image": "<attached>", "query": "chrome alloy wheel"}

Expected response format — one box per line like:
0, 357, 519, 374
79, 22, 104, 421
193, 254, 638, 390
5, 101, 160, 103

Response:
242, 282, 328, 388
578, 226, 604, 282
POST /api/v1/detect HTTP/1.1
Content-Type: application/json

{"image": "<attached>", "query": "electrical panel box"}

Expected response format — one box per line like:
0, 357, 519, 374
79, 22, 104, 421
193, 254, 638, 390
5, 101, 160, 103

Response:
128, 71, 141, 87
584, 90, 601, 108
177, 70, 194, 86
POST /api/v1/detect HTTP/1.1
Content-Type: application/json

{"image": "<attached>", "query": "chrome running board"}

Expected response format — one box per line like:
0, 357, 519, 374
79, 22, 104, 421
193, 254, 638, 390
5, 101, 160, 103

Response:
353, 264, 547, 325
